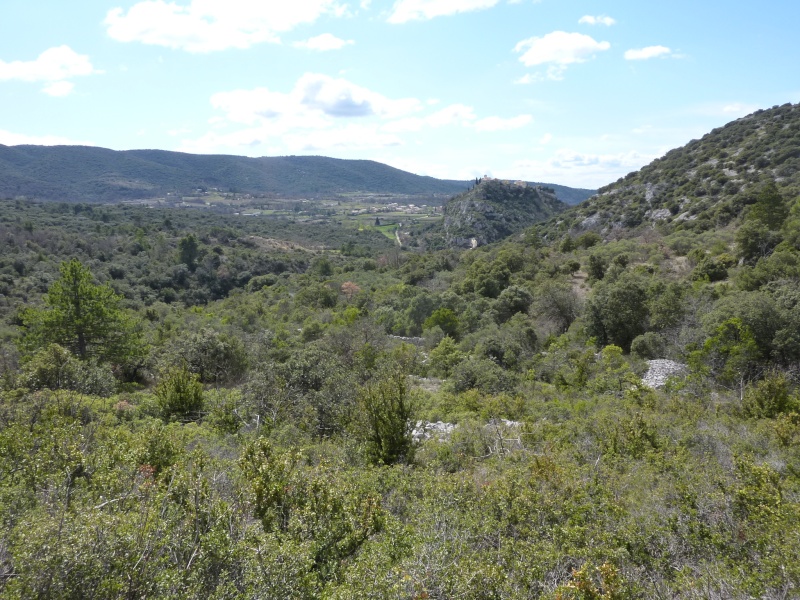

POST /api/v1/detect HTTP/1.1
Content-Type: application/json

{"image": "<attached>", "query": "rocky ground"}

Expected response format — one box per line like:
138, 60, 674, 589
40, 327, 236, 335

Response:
642, 359, 687, 389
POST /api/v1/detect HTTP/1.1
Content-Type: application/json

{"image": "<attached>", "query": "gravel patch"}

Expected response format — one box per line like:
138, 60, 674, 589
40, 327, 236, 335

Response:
642, 359, 687, 389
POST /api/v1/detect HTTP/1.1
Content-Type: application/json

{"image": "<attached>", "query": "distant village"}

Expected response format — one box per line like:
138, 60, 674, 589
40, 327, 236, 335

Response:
348, 202, 437, 216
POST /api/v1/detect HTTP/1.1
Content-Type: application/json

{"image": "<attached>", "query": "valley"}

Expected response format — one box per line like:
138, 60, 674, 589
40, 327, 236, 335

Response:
0, 103, 799, 599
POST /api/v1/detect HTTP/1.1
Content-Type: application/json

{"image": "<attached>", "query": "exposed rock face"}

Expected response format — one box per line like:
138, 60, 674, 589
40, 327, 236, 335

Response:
442, 179, 567, 247
411, 419, 522, 443
412, 421, 457, 443
642, 359, 687, 388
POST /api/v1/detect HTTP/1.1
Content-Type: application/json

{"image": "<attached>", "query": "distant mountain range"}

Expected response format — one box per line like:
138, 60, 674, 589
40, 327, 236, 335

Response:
0, 145, 595, 205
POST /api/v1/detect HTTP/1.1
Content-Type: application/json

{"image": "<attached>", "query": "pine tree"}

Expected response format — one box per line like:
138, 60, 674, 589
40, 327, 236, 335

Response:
21, 259, 142, 364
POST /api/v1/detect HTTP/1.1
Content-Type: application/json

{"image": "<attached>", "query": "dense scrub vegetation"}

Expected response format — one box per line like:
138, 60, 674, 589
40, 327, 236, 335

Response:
1, 104, 800, 598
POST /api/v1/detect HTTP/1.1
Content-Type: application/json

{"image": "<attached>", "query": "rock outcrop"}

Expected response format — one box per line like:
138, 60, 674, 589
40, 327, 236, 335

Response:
442, 179, 567, 247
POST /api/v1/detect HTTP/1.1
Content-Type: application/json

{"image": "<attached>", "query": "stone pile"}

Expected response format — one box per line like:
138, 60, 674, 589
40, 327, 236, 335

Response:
411, 421, 457, 443
642, 359, 687, 389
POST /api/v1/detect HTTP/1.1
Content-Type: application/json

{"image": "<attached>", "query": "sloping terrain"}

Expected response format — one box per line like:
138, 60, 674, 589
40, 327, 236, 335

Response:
556, 102, 800, 234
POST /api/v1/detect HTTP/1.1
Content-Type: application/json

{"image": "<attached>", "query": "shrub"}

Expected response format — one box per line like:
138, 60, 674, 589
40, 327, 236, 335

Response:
156, 365, 204, 421
743, 371, 796, 418
358, 366, 415, 465
21, 343, 116, 397
630, 332, 666, 360
449, 357, 516, 395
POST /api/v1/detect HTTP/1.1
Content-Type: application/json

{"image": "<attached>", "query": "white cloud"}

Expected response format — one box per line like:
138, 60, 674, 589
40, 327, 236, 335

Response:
0, 129, 92, 146
624, 45, 672, 60
293, 33, 354, 51
182, 73, 427, 153
388, 0, 499, 24
473, 114, 532, 132
211, 74, 422, 126
105, 0, 345, 52
540, 133, 552, 144
299, 73, 421, 118
515, 31, 610, 67
0, 46, 99, 95
185, 73, 532, 157
579, 15, 615, 26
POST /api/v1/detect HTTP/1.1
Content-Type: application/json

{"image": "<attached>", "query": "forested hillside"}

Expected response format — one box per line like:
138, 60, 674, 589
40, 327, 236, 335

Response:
0, 145, 595, 205
0, 105, 799, 599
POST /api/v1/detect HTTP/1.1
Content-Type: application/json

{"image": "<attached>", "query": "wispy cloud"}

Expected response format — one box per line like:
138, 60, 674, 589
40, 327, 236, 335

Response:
388, 0, 499, 24
624, 45, 672, 60
105, 0, 346, 52
579, 15, 615, 26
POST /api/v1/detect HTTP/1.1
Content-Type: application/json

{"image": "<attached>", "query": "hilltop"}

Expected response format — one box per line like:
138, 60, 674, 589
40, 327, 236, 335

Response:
0, 145, 595, 205
440, 178, 567, 247
553, 102, 800, 235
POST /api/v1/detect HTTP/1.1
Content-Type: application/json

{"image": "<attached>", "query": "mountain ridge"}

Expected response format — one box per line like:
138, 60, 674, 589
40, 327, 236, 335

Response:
0, 144, 595, 205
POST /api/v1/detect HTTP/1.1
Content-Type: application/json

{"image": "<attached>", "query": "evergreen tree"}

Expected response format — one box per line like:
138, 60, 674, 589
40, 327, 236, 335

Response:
21, 259, 142, 365
748, 182, 788, 230
178, 233, 200, 271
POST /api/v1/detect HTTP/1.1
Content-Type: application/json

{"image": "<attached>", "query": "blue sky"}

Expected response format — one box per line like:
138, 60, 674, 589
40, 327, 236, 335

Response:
1, 0, 798, 188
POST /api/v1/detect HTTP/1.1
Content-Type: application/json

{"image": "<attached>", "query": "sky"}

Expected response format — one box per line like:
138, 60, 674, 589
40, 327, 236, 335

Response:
1, 1, 798, 189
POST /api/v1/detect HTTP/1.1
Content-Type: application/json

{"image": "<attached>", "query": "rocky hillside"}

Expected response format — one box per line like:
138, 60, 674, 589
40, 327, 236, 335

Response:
556, 102, 800, 235
442, 178, 567, 247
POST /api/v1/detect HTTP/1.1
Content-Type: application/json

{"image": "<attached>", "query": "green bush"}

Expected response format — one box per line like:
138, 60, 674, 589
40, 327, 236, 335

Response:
630, 332, 667, 360
358, 367, 415, 465
21, 343, 116, 397
743, 371, 797, 418
156, 365, 204, 421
